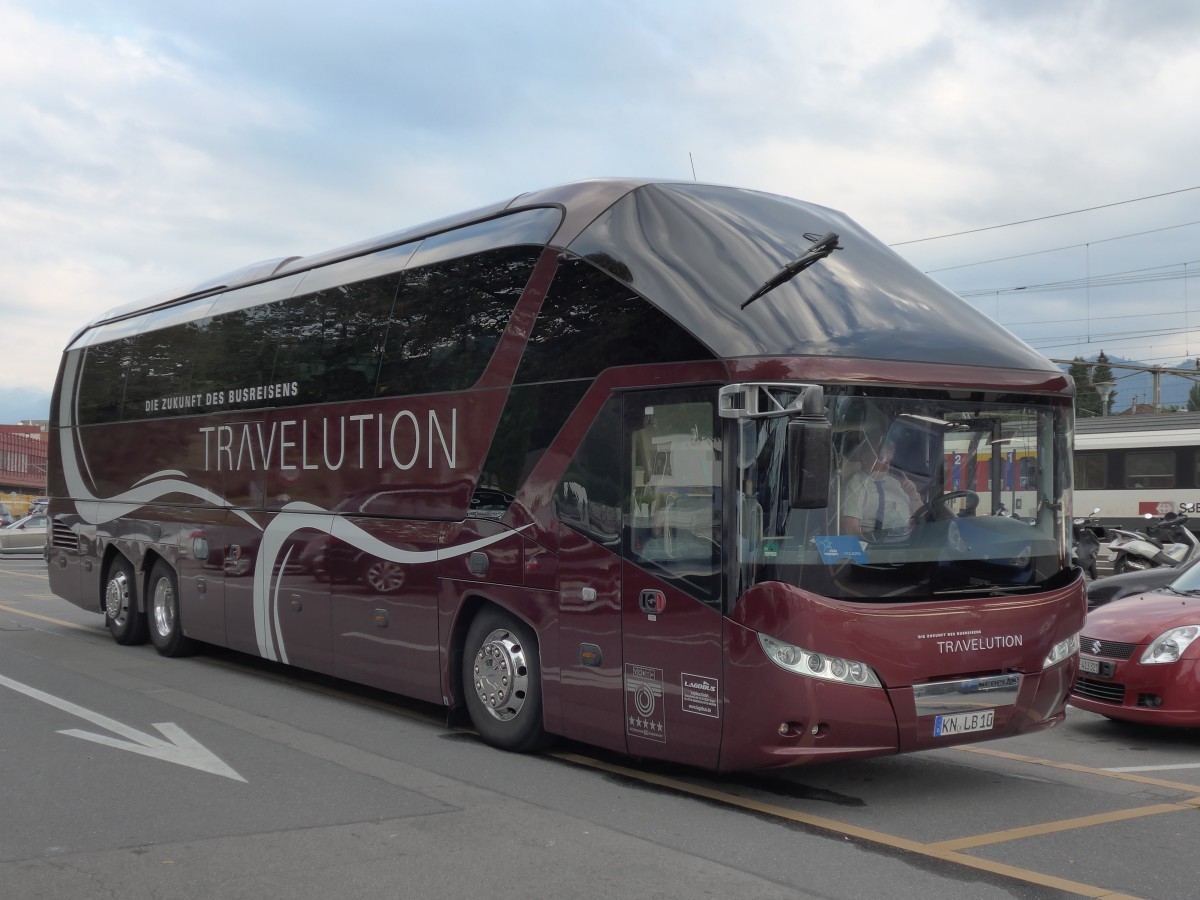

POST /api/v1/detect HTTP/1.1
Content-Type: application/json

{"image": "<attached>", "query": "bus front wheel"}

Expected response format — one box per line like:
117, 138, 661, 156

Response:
148, 560, 195, 657
104, 556, 147, 645
462, 608, 548, 753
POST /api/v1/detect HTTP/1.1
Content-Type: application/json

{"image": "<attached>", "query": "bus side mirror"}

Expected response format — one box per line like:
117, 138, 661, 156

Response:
787, 419, 832, 508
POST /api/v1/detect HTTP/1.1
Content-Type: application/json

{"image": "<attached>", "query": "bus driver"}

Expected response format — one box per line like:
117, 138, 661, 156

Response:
840, 434, 922, 539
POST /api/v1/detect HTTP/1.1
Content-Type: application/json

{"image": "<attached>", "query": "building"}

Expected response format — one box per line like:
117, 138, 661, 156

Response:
1, 421, 49, 499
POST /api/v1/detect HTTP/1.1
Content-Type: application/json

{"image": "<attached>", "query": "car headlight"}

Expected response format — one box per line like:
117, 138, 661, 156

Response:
758, 633, 882, 687
1140, 625, 1200, 664
1043, 633, 1079, 668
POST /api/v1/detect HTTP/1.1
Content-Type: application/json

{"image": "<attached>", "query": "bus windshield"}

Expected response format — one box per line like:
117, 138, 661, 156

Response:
734, 388, 1073, 601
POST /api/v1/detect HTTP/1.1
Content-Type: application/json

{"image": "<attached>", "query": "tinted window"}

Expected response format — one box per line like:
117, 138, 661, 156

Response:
122, 322, 198, 419
268, 273, 400, 407
1126, 450, 1175, 489
555, 395, 623, 542
70, 230, 546, 421
567, 182, 1056, 372
77, 339, 134, 425
1074, 451, 1107, 490
515, 258, 714, 385
377, 246, 540, 397
190, 304, 282, 408
479, 381, 591, 505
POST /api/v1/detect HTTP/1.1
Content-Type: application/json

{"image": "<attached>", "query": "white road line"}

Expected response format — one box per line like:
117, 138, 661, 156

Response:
1105, 762, 1200, 773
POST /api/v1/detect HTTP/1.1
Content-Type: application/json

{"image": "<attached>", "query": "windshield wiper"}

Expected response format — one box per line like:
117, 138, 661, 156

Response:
933, 583, 1042, 596
1164, 585, 1200, 596
740, 231, 842, 310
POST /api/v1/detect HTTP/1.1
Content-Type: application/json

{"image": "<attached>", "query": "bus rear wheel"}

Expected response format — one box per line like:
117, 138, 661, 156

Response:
104, 556, 147, 645
462, 608, 548, 753
148, 560, 195, 657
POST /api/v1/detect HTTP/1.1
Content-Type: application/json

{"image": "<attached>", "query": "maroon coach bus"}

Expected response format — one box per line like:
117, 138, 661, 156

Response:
46, 179, 1085, 770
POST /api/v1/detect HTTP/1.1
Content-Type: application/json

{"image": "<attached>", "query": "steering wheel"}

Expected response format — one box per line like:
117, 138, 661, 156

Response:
913, 490, 979, 522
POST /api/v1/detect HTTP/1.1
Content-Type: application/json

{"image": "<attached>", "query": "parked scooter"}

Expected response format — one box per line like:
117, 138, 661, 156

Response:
1106, 512, 1200, 574
1072, 507, 1103, 580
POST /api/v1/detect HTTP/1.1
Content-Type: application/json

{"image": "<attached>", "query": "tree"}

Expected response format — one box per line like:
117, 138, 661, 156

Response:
1069, 357, 1100, 417
1188, 383, 1200, 412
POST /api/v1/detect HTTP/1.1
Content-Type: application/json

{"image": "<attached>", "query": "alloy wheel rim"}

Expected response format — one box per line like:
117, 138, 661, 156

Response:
152, 576, 175, 637
472, 628, 529, 722
105, 571, 130, 622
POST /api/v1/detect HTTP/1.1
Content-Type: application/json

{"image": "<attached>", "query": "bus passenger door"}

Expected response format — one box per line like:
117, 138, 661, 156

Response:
621, 565, 724, 768
557, 525, 626, 754
555, 394, 628, 753
620, 388, 724, 769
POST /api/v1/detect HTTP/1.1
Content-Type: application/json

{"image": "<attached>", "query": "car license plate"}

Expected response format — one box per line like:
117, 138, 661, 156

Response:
1078, 656, 1101, 674
933, 709, 994, 737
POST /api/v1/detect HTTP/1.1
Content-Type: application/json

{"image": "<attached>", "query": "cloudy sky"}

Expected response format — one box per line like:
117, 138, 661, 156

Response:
4, 0, 1200, 420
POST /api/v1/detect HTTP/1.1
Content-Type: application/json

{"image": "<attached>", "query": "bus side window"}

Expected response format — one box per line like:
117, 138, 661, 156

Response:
377, 246, 539, 397
625, 389, 722, 603
554, 395, 623, 545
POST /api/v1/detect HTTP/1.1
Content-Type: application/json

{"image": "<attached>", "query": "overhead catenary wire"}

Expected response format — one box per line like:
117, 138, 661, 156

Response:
956, 258, 1200, 298
886, 183, 1200, 400
923, 220, 1200, 275
889, 185, 1200, 246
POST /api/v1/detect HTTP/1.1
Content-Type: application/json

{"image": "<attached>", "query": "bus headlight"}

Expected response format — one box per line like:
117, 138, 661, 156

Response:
1140, 625, 1200, 664
758, 633, 882, 687
1043, 633, 1079, 668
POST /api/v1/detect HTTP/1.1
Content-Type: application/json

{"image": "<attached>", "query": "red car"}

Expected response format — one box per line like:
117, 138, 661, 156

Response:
1071, 568, 1200, 726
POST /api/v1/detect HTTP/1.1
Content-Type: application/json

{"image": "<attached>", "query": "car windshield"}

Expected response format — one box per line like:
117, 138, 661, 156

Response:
733, 387, 1073, 601
1167, 562, 1200, 594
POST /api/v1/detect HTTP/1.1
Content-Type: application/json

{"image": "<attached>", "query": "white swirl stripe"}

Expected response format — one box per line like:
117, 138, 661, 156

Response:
255, 502, 530, 662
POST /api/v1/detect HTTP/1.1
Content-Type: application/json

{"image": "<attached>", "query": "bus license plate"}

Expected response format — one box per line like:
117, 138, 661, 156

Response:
934, 710, 994, 737
1078, 656, 1101, 674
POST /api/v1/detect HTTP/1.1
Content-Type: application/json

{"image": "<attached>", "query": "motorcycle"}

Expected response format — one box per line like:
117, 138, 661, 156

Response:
1106, 512, 1200, 574
1072, 507, 1103, 580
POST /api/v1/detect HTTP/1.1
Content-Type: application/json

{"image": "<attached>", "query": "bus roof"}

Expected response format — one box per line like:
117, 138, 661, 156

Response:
71, 179, 1062, 377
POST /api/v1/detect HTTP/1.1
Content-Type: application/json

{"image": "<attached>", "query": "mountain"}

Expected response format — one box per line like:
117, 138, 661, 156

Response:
0, 387, 53, 425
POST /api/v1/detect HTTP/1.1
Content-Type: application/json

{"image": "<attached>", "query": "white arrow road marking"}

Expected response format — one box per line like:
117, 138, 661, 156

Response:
0, 672, 246, 782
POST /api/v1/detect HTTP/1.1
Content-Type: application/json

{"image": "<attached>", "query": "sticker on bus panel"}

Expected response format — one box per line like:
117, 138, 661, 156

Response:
681, 673, 720, 718
814, 535, 868, 564
933, 709, 995, 737
625, 664, 666, 742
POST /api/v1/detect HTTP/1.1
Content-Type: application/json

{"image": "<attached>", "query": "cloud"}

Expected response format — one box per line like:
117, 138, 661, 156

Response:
4, 0, 1200, 402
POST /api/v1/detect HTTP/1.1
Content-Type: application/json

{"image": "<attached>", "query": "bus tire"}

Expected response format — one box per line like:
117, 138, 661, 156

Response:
104, 556, 147, 646
147, 560, 195, 657
462, 607, 548, 753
